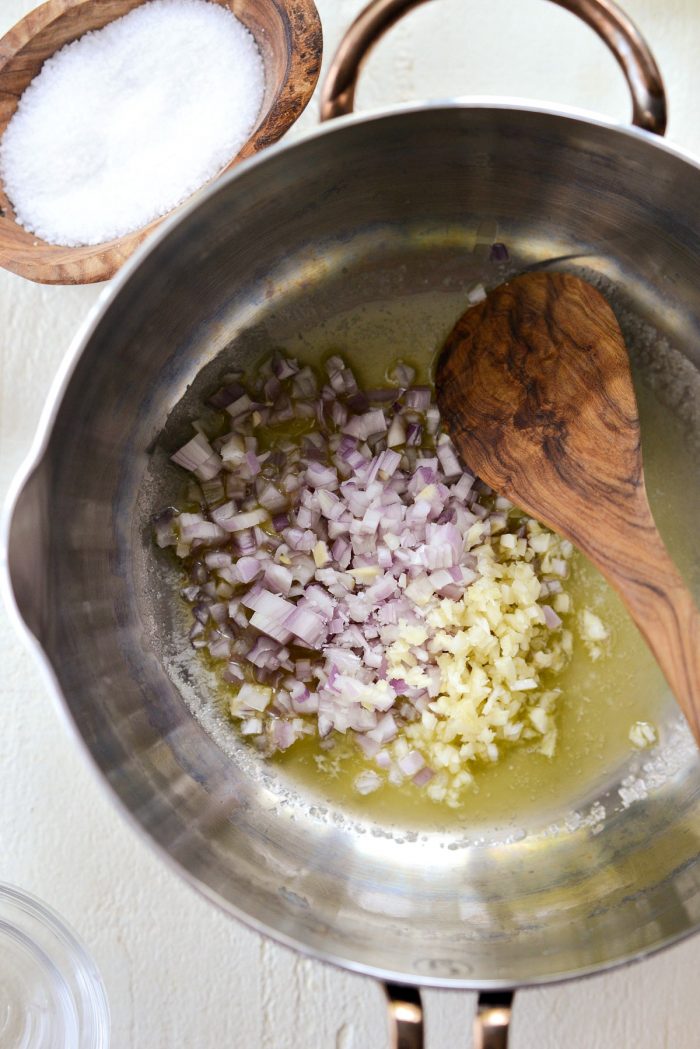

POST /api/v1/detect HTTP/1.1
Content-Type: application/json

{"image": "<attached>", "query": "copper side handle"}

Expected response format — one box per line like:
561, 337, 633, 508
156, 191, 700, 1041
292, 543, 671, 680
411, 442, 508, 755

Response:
385, 983, 424, 1049
473, 991, 514, 1049
320, 0, 666, 135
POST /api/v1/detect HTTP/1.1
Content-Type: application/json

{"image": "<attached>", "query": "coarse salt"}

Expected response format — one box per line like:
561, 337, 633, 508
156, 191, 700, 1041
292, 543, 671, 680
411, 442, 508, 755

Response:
0, 0, 265, 247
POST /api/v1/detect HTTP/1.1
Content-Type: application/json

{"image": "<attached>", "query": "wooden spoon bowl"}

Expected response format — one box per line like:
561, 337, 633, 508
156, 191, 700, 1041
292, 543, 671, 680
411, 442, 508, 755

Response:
437, 271, 700, 746
0, 0, 322, 285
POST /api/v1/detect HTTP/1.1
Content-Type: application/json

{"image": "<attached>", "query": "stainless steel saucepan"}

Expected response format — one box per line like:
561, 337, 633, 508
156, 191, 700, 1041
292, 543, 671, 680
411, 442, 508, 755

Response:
5, 1, 700, 1044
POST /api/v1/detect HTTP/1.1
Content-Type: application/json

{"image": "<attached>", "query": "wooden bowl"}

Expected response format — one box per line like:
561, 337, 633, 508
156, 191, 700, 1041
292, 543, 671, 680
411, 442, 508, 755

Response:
0, 0, 322, 284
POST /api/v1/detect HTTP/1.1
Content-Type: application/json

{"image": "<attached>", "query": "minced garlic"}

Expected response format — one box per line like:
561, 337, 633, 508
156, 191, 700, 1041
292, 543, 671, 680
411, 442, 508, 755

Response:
579, 609, 610, 661
629, 720, 657, 749
384, 522, 576, 806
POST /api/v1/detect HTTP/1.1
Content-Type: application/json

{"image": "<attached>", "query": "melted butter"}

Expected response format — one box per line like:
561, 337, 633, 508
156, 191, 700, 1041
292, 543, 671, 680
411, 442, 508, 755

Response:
260, 292, 700, 829
275, 556, 664, 830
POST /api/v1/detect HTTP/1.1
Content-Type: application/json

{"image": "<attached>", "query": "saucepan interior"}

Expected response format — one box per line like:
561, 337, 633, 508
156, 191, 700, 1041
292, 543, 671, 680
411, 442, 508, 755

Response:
7, 104, 700, 987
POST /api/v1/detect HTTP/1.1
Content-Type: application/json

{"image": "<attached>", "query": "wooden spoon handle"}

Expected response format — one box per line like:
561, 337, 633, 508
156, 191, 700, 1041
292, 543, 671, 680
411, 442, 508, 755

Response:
603, 508, 700, 744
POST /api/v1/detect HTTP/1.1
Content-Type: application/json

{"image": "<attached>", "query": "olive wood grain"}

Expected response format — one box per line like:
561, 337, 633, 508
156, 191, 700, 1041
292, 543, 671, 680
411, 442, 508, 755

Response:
437, 271, 700, 746
0, 0, 322, 284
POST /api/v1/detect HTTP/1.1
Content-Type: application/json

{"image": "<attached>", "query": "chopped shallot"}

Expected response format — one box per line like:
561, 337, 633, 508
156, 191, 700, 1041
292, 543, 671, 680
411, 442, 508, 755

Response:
156, 348, 577, 800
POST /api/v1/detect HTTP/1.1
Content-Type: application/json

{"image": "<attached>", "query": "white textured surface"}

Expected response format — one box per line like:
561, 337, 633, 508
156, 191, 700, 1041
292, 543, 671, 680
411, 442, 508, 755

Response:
2, 1, 700, 1045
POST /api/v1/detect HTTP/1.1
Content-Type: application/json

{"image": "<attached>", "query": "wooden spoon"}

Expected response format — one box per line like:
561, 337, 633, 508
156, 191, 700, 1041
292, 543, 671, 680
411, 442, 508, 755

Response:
436, 270, 700, 746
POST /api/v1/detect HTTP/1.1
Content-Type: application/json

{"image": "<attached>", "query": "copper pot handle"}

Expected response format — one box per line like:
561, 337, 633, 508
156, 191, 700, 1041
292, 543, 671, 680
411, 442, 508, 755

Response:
384, 986, 514, 1048
473, 992, 514, 1049
320, 0, 666, 135
386, 984, 424, 1049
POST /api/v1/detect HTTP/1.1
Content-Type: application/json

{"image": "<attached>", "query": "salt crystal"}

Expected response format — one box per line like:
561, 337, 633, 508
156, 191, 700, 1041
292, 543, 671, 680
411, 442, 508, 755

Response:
0, 0, 265, 247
